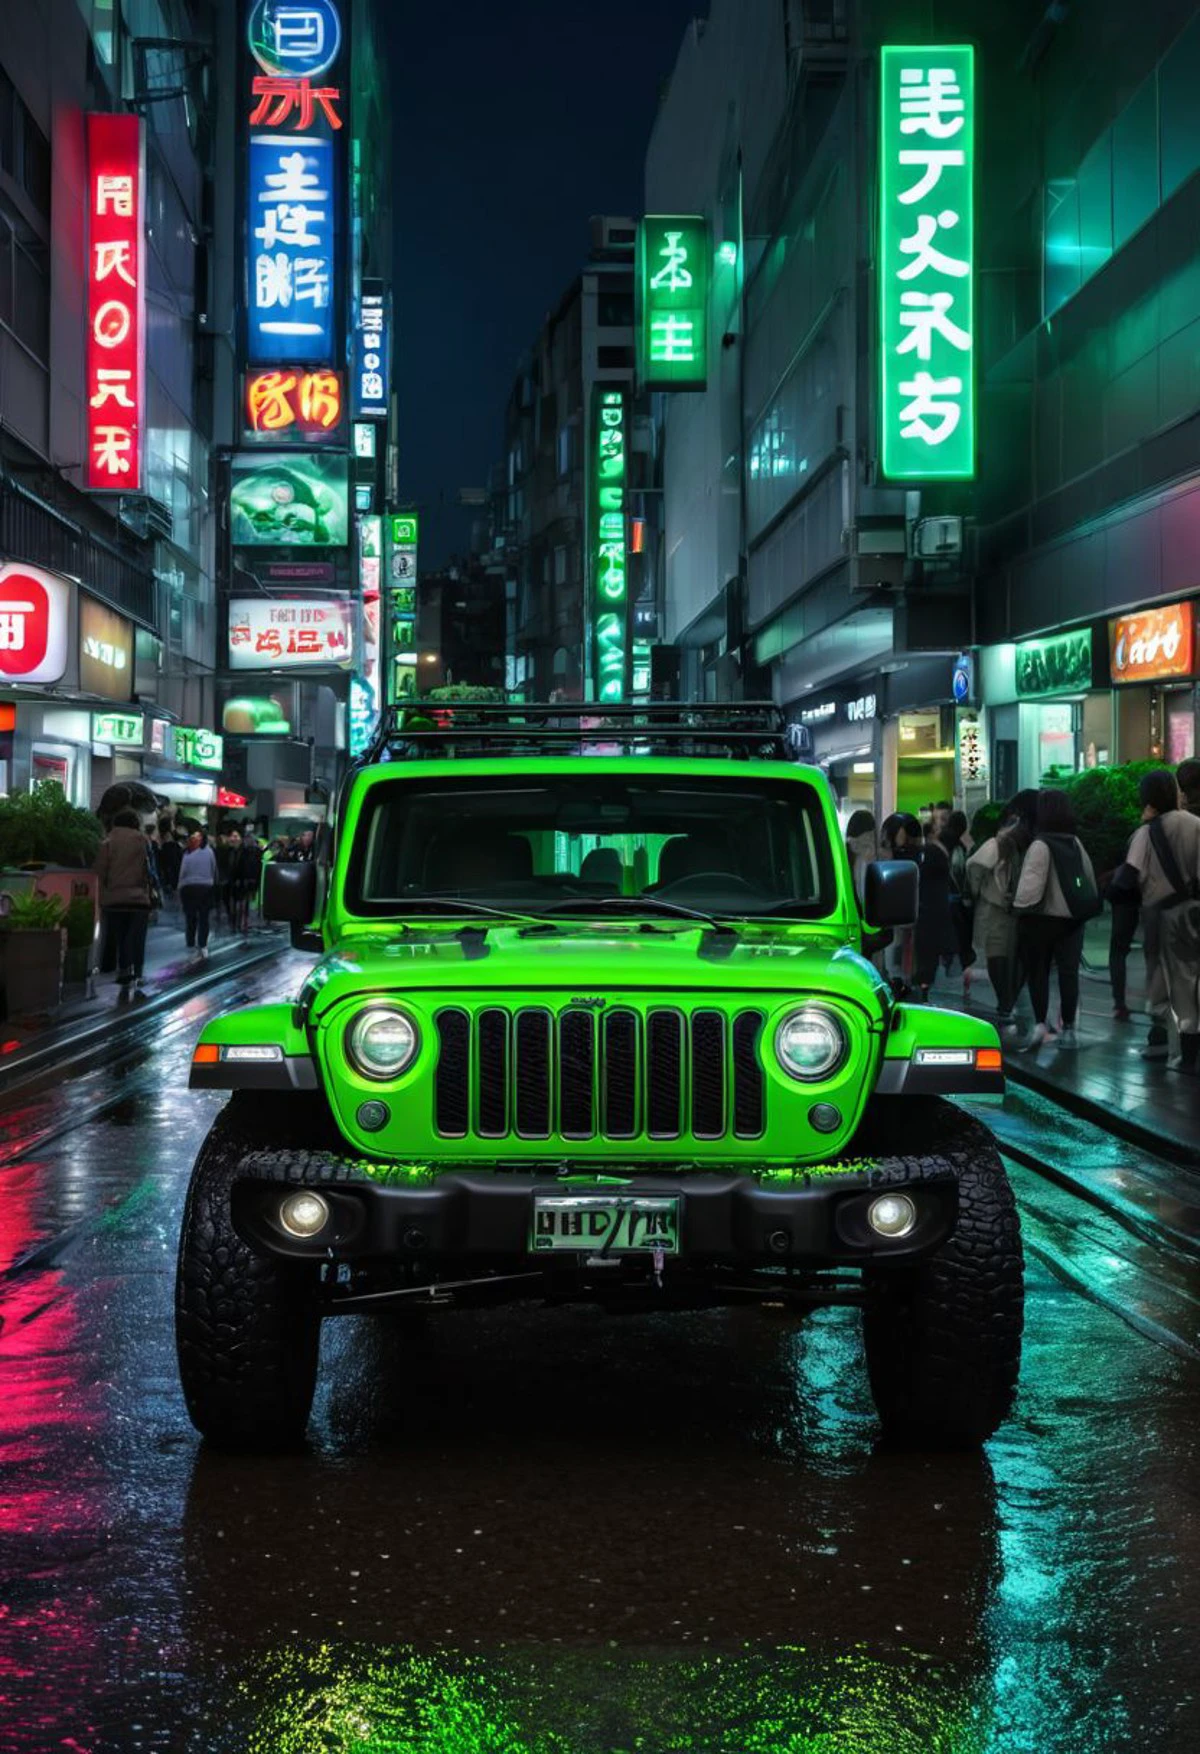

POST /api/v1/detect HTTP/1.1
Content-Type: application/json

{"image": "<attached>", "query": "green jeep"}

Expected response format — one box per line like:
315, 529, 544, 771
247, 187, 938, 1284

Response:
176, 704, 1022, 1450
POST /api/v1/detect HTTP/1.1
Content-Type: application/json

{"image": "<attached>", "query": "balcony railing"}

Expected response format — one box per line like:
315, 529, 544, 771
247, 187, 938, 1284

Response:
0, 475, 158, 629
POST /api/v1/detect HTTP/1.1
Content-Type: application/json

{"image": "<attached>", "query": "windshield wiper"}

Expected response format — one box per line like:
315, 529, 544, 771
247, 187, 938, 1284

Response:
536, 896, 737, 937
392, 896, 536, 923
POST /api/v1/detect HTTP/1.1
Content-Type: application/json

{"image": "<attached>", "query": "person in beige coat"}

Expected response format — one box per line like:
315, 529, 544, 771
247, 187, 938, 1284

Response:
94, 808, 153, 990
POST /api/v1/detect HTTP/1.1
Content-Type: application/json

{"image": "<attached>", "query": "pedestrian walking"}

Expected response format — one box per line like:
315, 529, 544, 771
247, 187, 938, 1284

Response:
1175, 758, 1200, 818
215, 830, 238, 931
232, 827, 263, 937
1104, 856, 1141, 1023
1124, 769, 1200, 1074
940, 809, 977, 991
178, 830, 218, 961
845, 809, 877, 905
913, 820, 955, 1000
1013, 789, 1100, 1051
157, 828, 183, 902
94, 808, 154, 993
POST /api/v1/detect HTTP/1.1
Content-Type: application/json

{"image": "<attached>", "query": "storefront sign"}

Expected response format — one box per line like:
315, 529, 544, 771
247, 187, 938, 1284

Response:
348, 674, 376, 756
92, 710, 144, 747
0, 563, 70, 684
1014, 629, 1094, 698
230, 452, 349, 547
79, 596, 133, 698
85, 113, 145, 491
247, 0, 344, 128
354, 422, 376, 458
173, 726, 223, 771
244, 369, 344, 438
358, 514, 382, 595
879, 45, 975, 481
957, 708, 988, 789
637, 216, 709, 391
1109, 602, 1195, 685
846, 694, 877, 722
591, 387, 628, 702
228, 596, 353, 669
799, 701, 836, 723
217, 787, 249, 808
952, 653, 973, 703
354, 286, 389, 418
150, 719, 169, 754
386, 515, 418, 706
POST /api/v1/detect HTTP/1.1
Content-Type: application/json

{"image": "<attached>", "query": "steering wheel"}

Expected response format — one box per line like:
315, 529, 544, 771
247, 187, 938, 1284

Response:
653, 872, 770, 900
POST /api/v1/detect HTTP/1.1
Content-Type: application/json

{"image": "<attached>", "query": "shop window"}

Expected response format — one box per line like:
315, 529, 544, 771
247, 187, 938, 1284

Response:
1161, 13, 1200, 199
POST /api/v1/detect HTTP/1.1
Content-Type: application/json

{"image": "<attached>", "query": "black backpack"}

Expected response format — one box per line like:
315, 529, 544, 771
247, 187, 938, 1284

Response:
1041, 833, 1102, 922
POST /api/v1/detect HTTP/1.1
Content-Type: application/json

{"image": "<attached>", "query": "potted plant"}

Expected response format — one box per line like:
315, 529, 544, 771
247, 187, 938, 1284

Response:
0, 781, 102, 871
3, 890, 66, 1016
63, 895, 97, 985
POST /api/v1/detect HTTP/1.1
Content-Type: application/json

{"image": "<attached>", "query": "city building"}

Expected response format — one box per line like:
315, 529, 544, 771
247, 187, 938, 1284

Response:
497, 217, 658, 702
644, 0, 1200, 817
210, 0, 394, 825
0, 0, 226, 812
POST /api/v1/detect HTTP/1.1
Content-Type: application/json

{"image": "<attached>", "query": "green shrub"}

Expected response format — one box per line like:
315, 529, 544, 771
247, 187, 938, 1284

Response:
64, 895, 96, 948
1058, 762, 1163, 876
6, 890, 66, 930
0, 783, 102, 869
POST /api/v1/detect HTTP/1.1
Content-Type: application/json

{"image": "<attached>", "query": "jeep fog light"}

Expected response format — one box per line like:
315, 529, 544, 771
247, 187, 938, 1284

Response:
278, 1191, 330, 1238
347, 1008, 419, 1080
867, 1193, 917, 1239
775, 1007, 846, 1080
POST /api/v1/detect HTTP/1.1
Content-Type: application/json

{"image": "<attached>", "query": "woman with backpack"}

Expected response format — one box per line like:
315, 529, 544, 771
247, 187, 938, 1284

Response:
1124, 769, 1200, 1074
1013, 788, 1099, 1051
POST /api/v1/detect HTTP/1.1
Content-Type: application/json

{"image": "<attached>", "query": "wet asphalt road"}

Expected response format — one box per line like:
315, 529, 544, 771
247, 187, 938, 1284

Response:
0, 956, 1198, 1753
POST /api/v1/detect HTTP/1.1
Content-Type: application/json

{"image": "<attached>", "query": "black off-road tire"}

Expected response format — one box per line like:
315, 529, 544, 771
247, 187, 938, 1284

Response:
175, 1094, 334, 1449
859, 1101, 1024, 1448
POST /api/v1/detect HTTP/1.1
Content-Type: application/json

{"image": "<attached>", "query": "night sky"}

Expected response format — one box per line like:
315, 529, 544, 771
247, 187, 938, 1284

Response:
383, 0, 705, 567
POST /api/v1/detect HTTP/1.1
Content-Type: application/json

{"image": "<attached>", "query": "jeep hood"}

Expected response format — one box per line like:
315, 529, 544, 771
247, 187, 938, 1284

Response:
300, 924, 889, 1019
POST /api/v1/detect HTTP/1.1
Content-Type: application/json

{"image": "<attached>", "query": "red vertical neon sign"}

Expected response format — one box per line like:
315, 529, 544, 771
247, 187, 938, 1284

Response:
85, 114, 144, 492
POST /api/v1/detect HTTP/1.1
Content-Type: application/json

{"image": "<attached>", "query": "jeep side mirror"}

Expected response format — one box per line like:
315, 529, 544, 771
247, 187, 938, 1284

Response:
863, 859, 919, 930
263, 859, 317, 927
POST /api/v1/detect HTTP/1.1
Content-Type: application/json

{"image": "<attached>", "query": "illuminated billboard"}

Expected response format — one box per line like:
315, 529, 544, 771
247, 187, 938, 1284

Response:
590, 388, 628, 703
247, 135, 336, 365
244, 368, 344, 439
85, 113, 145, 491
0, 562, 70, 685
228, 596, 354, 669
636, 216, 709, 391
229, 452, 349, 546
879, 45, 975, 481
354, 286, 389, 418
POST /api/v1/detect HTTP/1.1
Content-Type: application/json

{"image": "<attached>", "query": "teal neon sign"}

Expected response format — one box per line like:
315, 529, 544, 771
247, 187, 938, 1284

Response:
636, 215, 709, 391
879, 45, 975, 481
591, 388, 628, 703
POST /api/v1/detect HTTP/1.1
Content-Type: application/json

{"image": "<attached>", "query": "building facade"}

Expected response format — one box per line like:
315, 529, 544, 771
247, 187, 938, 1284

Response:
645, 0, 1200, 819
0, 0, 226, 812
497, 217, 658, 703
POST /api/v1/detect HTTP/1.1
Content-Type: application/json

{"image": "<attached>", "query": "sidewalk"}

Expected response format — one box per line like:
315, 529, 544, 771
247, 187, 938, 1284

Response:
930, 918, 1200, 1167
0, 902, 286, 1096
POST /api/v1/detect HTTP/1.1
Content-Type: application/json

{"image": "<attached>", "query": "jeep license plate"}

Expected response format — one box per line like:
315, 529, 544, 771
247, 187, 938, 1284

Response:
531, 1194, 680, 1255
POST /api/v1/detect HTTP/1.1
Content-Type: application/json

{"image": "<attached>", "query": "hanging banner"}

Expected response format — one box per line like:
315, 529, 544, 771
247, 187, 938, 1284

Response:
590, 387, 628, 703
247, 136, 336, 365
85, 113, 145, 491
354, 284, 389, 418
1109, 602, 1196, 684
385, 513, 418, 705
636, 215, 709, 391
879, 44, 975, 481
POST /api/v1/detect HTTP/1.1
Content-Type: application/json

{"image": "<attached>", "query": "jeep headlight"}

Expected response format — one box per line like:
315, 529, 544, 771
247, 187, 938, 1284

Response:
774, 1006, 847, 1081
346, 1007, 419, 1080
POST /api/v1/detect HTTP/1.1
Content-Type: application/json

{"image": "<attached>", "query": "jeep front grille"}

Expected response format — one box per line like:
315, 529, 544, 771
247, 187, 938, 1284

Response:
433, 1005, 766, 1144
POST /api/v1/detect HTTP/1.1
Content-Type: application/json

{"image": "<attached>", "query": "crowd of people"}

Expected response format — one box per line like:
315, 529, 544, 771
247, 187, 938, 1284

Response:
845, 762, 1200, 1073
93, 816, 316, 989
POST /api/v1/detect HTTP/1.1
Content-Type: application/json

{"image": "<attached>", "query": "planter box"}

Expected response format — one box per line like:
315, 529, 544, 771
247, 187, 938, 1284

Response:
5, 927, 65, 1016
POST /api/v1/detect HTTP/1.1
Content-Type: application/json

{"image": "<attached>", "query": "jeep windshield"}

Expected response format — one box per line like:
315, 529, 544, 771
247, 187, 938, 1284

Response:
347, 773, 837, 921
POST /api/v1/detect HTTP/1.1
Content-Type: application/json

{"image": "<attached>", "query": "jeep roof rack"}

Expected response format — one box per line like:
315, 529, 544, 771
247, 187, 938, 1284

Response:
355, 701, 811, 766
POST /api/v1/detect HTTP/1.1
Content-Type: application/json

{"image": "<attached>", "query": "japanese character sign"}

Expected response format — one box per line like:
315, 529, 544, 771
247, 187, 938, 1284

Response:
880, 46, 975, 480
247, 137, 336, 364
86, 114, 144, 491
248, 0, 342, 80
244, 368, 343, 437
228, 597, 354, 670
637, 216, 710, 391
354, 287, 389, 419
591, 389, 628, 703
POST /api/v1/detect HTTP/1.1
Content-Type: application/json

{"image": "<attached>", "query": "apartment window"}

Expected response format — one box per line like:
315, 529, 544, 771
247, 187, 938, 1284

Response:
0, 210, 49, 361
0, 67, 50, 219
597, 344, 635, 369
598, 288, 634, 327
553, 545, 567, 586
556, 423, 573, 477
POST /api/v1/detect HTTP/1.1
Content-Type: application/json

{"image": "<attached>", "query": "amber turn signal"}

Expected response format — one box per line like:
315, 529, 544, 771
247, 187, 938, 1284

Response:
192, 1043, 220, 1065
975, 1048, 1003, 1072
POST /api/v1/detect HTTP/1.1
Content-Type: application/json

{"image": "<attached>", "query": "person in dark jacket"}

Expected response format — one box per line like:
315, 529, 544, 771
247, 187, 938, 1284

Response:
913, 819, 956, 999
94, 809, 153, 990
231, 829, 263, 937
1176, 758, 1200, 818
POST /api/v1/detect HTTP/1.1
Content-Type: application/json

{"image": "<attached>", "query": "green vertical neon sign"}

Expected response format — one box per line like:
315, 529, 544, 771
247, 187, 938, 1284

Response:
636, 215, 710, 391
591, 387, 628, 703
879, 45, 975, 481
